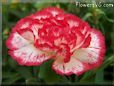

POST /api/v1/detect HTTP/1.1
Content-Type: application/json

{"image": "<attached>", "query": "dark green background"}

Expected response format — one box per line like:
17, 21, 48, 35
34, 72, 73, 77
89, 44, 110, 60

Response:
2, 0, 114, 85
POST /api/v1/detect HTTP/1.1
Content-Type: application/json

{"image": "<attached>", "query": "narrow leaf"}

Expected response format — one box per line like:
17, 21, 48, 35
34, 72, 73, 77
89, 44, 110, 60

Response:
95, 69, 104, 84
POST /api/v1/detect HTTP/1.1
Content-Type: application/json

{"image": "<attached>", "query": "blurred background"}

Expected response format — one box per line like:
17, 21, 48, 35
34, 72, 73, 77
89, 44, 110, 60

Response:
2, 0, 114, 85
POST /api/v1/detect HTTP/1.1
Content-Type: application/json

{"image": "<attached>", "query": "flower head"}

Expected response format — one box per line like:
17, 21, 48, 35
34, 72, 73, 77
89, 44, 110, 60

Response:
6, 7, 106, 76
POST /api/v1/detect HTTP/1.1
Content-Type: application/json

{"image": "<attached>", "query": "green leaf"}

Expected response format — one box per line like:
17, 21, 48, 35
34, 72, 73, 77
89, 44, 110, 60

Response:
3, 72, 18, 79
82, 13, 92, 20
33, 1, 52, 10
95, 69, 104, 84
95, 8, 114, 23
17, 66, 33, 79
8, 58, 18, 69
79, 70, 94, 82
3, 74, 21, 85
10, 10, 27, 18
95, 9, 105, 15
33, 66, 40, 77
99, 23, 105, 35
38, 60, 63, 84
26, 78, 38, 85
105, 17, 114, 23
99, 55, 114, 71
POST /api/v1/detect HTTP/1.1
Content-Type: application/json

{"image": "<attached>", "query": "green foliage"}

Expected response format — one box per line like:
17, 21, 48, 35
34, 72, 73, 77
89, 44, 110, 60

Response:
38, 60, 63, 84
2, 0, 114, 85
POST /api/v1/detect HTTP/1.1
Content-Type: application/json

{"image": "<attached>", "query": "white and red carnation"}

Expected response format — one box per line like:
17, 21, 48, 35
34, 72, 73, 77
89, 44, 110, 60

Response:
6, 7, 106, 76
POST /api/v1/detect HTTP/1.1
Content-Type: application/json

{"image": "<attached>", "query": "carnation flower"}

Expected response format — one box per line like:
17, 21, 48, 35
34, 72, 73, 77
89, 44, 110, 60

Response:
6, 7, 106, 76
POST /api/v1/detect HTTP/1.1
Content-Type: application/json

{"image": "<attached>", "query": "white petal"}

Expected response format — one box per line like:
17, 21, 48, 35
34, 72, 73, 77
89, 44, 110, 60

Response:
6, 32, 31, 49
52, 57, 84, 75
9, 44, 50, 66
73, 29, 105, 64
73, 48, 100, 63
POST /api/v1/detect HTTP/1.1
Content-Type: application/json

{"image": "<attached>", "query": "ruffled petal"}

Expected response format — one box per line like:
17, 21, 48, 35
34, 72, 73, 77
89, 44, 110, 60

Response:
9, 44, 50, 66
52, 57, 89, 76
40, 7, 64, 17
73, 48, 101, 63
89, 29, 105, 49
30, 12, 52, 20
70, 30, 85, 51
65, 14, 80, 28
18, 29, 34, 42
12, 18, 33, 32
6, 32, 31, 50
72, 29, 105, 68
6, 32, 51, 66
